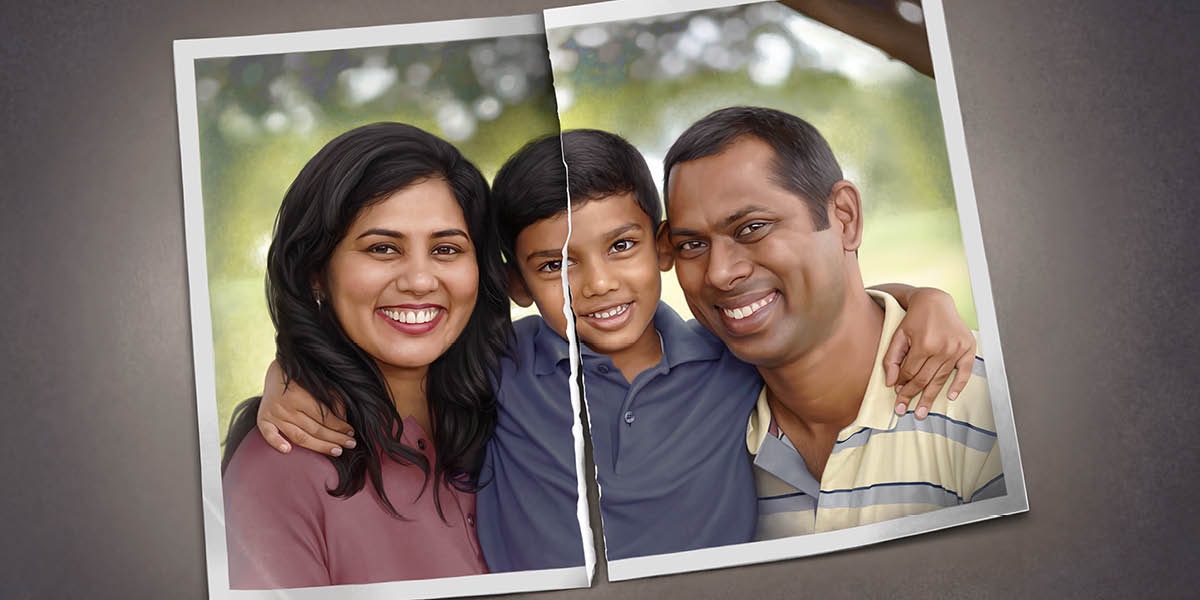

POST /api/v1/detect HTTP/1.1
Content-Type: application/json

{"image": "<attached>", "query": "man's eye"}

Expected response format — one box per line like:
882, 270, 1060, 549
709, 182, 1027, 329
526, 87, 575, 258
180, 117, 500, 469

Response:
610, 239, 636, 254
676, 240, 707, 257
736, 222, 770, 238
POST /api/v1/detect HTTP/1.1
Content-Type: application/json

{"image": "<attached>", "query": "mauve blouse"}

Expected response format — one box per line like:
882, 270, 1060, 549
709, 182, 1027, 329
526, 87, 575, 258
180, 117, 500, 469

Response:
222, 417, 487, 589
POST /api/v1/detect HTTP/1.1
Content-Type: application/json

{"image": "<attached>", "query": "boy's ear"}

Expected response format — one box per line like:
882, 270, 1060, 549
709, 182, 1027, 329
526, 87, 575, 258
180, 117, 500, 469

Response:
506, 265, 534, 307
829, 180, 864, 252
655, 222, 675, 272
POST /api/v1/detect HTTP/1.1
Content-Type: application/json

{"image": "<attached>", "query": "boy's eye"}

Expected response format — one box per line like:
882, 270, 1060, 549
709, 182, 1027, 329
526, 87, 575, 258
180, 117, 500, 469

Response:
735, 221, 771, 239
675, 240, 707, 258
609, 239, 636, 254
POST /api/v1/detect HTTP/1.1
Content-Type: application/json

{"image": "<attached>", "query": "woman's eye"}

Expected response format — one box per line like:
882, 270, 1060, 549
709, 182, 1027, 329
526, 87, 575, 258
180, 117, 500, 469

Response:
610, 239, 636, 254
538, 260, 563, 273
432, 245, 462, 256
368, 244, 399, 255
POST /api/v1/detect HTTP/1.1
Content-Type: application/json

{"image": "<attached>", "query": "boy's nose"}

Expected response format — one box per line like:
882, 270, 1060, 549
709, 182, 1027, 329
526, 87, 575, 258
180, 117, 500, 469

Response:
576, 261, 619, 297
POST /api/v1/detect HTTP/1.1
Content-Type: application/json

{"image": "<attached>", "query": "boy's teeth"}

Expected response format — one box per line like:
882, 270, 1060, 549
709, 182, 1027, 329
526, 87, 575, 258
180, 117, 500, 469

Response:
382, 308, 440, 324
722, 294, 775, 320
586, 303, 629, 319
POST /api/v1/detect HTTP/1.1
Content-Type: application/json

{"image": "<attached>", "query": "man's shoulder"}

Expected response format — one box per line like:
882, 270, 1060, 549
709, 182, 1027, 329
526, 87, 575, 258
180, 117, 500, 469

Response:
927, 356, 996, 433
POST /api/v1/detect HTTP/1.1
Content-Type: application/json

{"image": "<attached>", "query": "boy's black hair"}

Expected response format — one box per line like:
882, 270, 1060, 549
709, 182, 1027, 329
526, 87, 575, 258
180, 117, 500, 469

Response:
663, 106, 843, 230
492, 129, 661, 266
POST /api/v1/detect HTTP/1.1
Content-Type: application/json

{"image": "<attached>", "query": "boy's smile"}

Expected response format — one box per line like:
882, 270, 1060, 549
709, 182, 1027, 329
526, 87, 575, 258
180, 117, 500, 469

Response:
512, 192, 667, 379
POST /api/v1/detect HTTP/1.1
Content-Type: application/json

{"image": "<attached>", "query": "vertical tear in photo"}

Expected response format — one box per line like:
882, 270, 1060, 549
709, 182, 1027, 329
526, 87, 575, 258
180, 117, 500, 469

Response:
542, 0, 1027, 581
175, 14, 594, 598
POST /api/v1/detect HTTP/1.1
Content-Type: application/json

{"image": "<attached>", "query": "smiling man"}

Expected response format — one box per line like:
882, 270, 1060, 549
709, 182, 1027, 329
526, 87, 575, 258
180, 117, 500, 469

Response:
661, 107, 1006, 538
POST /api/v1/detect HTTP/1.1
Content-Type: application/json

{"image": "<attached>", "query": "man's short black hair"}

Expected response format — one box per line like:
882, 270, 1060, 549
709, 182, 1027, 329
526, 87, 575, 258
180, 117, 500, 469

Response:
492, 129, 661, 265
662, 106, 843, 230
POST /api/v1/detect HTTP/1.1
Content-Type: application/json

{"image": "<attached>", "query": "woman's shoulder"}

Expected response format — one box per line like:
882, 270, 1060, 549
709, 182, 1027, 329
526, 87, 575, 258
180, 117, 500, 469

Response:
223, 431, 336, 494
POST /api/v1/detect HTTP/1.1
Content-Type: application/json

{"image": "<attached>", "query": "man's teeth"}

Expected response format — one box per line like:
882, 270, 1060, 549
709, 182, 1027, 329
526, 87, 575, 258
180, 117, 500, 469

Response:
586, 303, 629, 320
381, 308, 440, 324
723, 294, 775, 320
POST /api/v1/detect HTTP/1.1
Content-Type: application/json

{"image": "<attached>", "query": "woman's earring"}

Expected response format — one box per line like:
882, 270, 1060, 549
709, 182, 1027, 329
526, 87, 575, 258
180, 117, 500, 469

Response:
313, 290, 323, 309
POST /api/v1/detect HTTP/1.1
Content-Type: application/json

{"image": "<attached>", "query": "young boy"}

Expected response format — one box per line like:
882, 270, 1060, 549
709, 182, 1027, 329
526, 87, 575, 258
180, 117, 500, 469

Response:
254, 129, 975, 569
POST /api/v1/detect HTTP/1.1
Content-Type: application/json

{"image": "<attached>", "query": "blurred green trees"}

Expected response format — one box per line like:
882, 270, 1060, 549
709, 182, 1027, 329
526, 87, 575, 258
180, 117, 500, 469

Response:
194, 36, 559, 442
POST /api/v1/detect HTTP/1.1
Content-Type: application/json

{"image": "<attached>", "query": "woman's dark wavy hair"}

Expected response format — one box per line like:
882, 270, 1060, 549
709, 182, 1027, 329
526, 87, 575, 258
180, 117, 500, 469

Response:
221, 122, 512, 519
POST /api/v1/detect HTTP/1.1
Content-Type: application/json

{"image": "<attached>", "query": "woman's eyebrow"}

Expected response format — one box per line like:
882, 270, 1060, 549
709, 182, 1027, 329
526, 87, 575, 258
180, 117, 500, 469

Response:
356, 228, 404, 240
431, 228, 469, 240
354, 228, 469, 240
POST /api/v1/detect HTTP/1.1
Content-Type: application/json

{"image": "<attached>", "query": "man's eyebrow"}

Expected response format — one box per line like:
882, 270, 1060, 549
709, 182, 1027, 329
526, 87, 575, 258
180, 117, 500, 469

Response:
667, 226, 702, 238
722, 205, 772, 228
601, 222, 643, 239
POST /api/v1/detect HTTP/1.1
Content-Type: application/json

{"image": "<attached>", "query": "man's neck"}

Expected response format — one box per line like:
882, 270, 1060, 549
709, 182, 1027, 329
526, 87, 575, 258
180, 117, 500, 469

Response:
759, 290, 885, 477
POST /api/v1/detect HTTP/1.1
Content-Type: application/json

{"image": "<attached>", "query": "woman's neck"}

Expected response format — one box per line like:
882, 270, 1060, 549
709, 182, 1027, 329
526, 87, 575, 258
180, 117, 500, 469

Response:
380, 364, 432, 435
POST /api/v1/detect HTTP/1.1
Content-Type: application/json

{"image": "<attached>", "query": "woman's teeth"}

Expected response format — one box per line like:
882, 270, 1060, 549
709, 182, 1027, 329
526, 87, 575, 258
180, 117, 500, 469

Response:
381, 308, 440, 324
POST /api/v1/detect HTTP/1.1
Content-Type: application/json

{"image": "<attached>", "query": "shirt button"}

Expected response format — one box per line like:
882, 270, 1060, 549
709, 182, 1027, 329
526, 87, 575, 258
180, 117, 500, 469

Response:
598, 365, 610, 374
417, 439, 427, 450
623, 411, 635, 425
466, 513, 476, 527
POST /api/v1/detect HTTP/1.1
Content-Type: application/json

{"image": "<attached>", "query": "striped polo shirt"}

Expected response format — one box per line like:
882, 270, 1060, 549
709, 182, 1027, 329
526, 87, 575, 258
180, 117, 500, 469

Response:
747, 291, 1006, 539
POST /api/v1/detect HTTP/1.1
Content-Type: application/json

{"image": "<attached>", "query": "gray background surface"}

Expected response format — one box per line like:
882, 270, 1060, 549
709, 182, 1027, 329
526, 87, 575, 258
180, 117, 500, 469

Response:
2, 1, 1197, 598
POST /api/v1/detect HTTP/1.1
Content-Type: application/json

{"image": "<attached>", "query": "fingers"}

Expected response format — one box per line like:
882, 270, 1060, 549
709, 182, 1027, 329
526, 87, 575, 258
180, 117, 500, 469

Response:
258, 420, 292, 454
275, 418, 348, 457
310, 405, 354, 437
947, 351, 975, 401
897, 352, 931, 415
882, 329, 911, 387
912, 359, 956, 420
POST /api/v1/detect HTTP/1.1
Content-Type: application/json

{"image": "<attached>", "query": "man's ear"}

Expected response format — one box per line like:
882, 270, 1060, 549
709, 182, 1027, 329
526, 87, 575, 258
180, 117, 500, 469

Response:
655, 221, 675, 272
506, 265, 534, 307
829, 180, 864, 252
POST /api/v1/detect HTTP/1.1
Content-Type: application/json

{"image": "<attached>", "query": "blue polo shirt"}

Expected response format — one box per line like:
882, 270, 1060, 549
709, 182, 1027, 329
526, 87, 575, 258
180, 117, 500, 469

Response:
475, 304, 762, 569
476, 316, 585, 572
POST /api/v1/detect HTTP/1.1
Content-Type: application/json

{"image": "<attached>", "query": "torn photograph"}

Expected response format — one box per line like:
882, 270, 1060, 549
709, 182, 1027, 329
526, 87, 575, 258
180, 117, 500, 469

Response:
541, 0, 1028, 580
173, 14, 593, 599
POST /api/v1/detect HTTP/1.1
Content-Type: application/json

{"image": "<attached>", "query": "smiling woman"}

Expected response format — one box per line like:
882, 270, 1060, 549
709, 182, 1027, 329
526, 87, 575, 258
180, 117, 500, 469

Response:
218, 122, 511, 589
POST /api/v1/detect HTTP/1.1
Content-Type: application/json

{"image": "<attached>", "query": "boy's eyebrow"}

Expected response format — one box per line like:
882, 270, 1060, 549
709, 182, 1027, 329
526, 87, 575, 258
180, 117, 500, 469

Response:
602, 222, 643, 239
524, 248, 564, 262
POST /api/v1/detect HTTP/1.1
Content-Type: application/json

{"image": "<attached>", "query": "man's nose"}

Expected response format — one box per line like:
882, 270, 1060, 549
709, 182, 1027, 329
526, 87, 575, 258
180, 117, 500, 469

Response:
705, 237, 752, 292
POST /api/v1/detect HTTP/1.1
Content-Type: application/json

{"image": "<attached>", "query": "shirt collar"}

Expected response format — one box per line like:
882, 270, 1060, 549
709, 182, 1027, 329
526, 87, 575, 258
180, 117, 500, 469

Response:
746, 290, 908, 449
839, 290, 907, 438
532, 317, 571, 376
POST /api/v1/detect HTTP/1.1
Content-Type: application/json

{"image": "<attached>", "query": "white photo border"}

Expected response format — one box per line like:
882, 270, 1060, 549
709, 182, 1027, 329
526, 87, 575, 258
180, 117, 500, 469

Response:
173, 13, 596, 598
542, 0, 1029, 582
